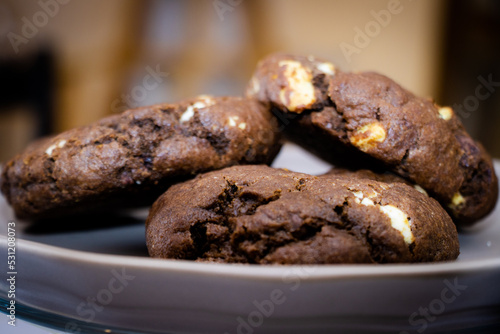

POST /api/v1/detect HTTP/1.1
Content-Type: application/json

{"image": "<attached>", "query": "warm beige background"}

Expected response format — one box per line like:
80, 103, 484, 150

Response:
0, 0, 492, 161
252, 0, 445, 97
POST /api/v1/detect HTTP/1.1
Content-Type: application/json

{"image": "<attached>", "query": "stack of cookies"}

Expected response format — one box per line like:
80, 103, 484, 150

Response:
2, 53, 497, 265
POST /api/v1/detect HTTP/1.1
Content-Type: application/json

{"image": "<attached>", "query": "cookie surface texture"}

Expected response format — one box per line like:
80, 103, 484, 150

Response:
146, 165, 459, 264
1, 96, 281, 220
246, 53, 498, 226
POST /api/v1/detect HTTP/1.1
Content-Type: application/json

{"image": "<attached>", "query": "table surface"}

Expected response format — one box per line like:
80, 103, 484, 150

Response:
1, 318, 66, 334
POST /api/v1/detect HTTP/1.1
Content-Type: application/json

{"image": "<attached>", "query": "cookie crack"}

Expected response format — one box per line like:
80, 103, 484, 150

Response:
203, 178, 284, 218
131, 117, 162, 132
198, 180, 287, 262
188, 222, 209, 260
238, 217, 326, 263
181, 124, 230, 156
202, 179, 238, 215
401, 149, 410, 166
44, 157, 57, 183
312, 73, 330, 106
295, 178, 306, 191
398, 128, 420, 176
319, 196, 377, 262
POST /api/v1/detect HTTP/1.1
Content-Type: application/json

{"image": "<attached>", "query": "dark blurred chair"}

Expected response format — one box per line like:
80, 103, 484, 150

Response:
0, 49, 55, 138
439, 0, 500, 158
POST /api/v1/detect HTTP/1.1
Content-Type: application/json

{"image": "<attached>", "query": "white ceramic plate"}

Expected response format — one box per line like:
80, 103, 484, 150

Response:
1, 143, 500, 334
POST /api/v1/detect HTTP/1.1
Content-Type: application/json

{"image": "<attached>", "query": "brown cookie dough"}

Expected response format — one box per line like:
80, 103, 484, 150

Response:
246, 53, 498, 226
1, 96, 281, 220
146, 165, 459, 264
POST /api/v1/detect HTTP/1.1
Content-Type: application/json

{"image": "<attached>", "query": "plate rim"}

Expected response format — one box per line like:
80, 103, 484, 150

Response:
2, 235, 499, 282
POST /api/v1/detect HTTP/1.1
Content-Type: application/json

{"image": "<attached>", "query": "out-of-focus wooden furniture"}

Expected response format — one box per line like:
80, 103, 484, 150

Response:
439, 0, 500, 157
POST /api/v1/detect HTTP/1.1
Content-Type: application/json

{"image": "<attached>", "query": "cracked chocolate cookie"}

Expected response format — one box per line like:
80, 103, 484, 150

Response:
1, 96, 281, 220
146, 165, 459, 264
246, 53, 498, 226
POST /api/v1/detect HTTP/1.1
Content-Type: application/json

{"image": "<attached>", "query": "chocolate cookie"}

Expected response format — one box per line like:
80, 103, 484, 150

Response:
146, 165, 459, 264
1, 96, 281, 220
246, 53, 498, 226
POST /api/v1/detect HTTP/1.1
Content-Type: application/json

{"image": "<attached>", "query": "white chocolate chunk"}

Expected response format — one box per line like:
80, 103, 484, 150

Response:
350, 189, 414, 244
192, 94, 215, 109
449, 192, 466, 209
45, 140, 67, 156
45, 145, 57, 156
180, 106, 195, 123
349, 122, 386, 152
196, 95, 216, 106
361, 198, 375, 206
238, 122, 247, 130
413, 185, 428, 196
379, 205, 415, 244
191, 101, 207, 109
351, 190, 377, 204
438, 106, 453, 120
228, 116, 239, 127
278, 60, 315, 112
316, 62, 335, 75
180, 96, 215, 123
352, 191, 364, 200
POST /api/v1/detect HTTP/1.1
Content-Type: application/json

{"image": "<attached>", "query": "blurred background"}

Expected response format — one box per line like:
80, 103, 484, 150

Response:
0, 0, 499, 162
